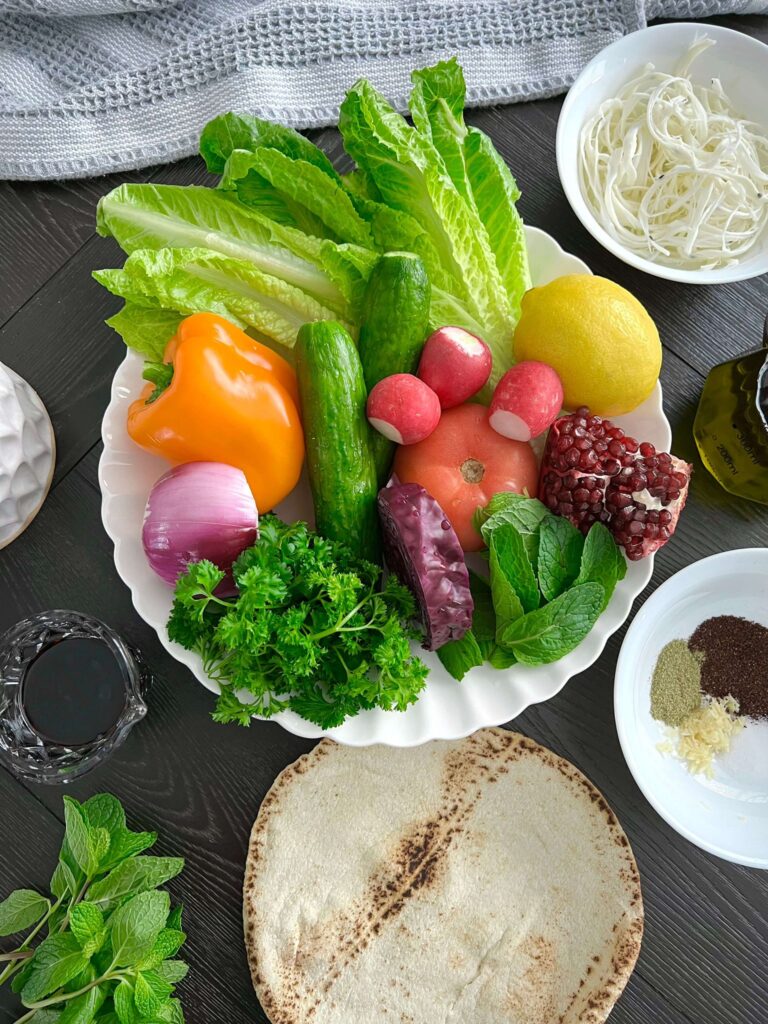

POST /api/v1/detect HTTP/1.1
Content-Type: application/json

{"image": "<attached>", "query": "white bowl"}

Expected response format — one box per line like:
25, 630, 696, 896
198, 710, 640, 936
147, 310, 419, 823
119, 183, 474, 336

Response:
615, 549, 768, 868
557, 22, 768, 285
100, 226, 670, 747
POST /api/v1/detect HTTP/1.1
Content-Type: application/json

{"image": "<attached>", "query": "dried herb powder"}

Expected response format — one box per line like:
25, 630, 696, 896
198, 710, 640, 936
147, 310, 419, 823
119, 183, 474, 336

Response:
690, 615, 768, 719
650, 639, 703, 726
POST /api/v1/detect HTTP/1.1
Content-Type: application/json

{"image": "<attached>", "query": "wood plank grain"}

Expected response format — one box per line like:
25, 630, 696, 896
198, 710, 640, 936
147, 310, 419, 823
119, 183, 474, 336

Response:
0, 172, 149, 328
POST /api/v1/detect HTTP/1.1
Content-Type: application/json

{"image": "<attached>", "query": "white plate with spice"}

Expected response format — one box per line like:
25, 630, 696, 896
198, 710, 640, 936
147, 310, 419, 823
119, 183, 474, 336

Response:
615, 548, 768, 868
101, 226, 670, 747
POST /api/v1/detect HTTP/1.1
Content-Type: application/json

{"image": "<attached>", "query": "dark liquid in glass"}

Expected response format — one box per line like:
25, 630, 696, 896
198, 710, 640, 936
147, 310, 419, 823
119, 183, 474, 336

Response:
21, 637, 127, 747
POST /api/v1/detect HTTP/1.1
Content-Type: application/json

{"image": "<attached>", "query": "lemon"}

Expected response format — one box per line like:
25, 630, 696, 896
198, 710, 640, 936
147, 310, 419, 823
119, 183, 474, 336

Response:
513, 275, 661, 417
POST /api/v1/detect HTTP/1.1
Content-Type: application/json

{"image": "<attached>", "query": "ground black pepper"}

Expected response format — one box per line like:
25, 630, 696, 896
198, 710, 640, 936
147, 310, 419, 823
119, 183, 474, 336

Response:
689, 615, 768, 719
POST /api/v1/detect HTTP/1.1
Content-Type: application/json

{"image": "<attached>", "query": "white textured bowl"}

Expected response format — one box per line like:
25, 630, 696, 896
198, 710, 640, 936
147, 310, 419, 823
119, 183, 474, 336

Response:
100, 226, 670, 746
615, 549, 768, 868
557, 22, 768, 284
0, 364, 55, 549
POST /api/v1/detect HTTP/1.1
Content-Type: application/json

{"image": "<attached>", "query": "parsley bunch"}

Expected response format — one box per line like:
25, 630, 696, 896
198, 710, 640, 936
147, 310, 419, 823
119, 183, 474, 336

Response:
0, 794, 186, 1024
167, 516, 429, 729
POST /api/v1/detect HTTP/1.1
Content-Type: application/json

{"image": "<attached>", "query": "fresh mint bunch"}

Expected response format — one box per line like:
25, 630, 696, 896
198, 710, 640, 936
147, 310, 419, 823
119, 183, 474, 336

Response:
439, 494, 627, 680
0, 795, 186, 1024
167, 515, 429, 729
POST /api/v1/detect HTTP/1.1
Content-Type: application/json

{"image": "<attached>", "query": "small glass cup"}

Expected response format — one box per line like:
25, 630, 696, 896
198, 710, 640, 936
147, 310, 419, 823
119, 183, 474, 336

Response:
0, 610, 150, 784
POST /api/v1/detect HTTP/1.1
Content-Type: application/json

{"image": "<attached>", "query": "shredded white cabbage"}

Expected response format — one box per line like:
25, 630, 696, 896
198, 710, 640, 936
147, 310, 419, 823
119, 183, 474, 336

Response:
579, 38, 768, 269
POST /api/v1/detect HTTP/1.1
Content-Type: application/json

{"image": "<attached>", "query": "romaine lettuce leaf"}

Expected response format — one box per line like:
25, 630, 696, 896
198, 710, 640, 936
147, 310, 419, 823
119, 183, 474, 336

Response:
221, 147, 373, 247
219, 149, 327, 236
105, 304, 184, 361
200, 112, 338, 180
96, 183, 374, 319
408, 58, 531, 383
410, 59, 471, 204
464, 126, 530, 321
340, 77, 514, 384
95, 247, 347, 348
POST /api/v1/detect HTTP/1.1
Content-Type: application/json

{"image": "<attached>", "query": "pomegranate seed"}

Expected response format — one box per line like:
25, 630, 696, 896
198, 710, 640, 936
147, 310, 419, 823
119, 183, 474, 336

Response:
639, 442, 655, 457
565, 448, 581, 467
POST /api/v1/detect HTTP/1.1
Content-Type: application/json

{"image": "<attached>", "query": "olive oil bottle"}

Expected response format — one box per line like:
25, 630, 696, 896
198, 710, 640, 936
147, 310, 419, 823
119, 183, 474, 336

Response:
693, 315, 768, 504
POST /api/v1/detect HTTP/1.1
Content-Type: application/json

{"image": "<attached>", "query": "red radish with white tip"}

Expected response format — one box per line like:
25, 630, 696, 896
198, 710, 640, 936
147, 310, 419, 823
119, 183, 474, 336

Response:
488, 361, 564, 442
367, 373, 441, 445
418, 326, 492, 408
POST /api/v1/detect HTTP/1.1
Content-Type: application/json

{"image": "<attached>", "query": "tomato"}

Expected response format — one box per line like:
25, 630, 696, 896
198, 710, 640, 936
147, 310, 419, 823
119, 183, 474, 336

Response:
393, 403, 539, 551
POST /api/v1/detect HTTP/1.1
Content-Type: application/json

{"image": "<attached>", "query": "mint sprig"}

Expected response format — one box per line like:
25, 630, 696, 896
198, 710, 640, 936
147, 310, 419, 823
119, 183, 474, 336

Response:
441, 495, 628, 679
0, 795, 186, 1024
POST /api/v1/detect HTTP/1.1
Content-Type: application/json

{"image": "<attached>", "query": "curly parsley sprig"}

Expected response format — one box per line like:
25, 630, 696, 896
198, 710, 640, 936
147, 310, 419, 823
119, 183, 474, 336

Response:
167, 516, 429, 729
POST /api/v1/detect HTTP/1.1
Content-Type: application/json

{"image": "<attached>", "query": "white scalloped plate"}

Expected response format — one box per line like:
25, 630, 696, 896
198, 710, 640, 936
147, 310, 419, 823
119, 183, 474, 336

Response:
100, 226, 670, 746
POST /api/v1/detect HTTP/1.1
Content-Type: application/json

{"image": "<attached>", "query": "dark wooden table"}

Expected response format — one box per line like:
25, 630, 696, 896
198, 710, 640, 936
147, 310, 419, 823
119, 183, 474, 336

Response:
2, 14, 768, 1023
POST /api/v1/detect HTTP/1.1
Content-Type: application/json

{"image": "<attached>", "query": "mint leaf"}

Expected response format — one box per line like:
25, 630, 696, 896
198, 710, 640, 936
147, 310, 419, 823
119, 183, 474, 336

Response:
537, 516, 584, 602
63, 798, 97, 877
0, 889, 49, 936
467, 572, 496, 660
69, 904, 105, 954
437, 630, 484, 681
58, 982, 107, 1024
489, 541, 525, 641
154, 961, 189, 986
21, 933, 89, 1003
488, 646, 517, 670
576, 523, 627, 611
113, 981, 138, 1024
88, 859, 184, 908
109, 891, 170, 967
82, 795, 126, 837
477, 493, 549, 539
140, 970, 173, 1001
137, 929, 186, 970
50, 862, 74, 901
134, 973, 161, 1019
165, 907, 183, 932
11, 959, 34, 993
155, 998, 184, 1024
500, 583, 605, 665
489, 524, 538, 614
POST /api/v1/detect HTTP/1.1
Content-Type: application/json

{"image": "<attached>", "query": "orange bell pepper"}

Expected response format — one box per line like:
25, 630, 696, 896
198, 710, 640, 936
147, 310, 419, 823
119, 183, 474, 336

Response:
127, 313, 304, 512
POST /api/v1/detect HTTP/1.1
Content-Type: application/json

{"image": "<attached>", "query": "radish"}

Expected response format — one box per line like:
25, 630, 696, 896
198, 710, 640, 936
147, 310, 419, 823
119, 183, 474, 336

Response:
367, 374, 441, 445
488, 362, 564, 442
417, 326, 492, 408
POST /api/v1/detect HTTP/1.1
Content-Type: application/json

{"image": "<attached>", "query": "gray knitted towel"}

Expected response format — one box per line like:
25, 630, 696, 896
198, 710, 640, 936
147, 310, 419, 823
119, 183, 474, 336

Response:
0, 0, 766, 180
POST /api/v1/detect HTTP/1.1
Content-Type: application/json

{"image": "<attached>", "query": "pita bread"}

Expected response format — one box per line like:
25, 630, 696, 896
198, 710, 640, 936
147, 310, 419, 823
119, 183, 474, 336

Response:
244, 728, 643, 1024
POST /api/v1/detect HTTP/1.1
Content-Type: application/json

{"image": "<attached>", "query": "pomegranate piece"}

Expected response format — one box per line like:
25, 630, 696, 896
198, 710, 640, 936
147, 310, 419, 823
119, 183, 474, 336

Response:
539, 407, 691, 560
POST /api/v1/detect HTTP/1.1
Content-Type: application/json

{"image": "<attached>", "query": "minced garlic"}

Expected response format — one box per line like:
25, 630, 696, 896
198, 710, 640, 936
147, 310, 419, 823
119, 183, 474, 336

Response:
657, 695, 744, 778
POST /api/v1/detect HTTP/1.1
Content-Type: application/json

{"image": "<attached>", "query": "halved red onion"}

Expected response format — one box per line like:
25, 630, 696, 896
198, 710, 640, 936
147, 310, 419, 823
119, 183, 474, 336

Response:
142, 462, 258, 585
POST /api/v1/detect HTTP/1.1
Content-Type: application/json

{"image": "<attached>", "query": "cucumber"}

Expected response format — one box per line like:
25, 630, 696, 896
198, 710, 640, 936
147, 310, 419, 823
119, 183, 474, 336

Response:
358, 252, 431, 485
295, 320, 381, 563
